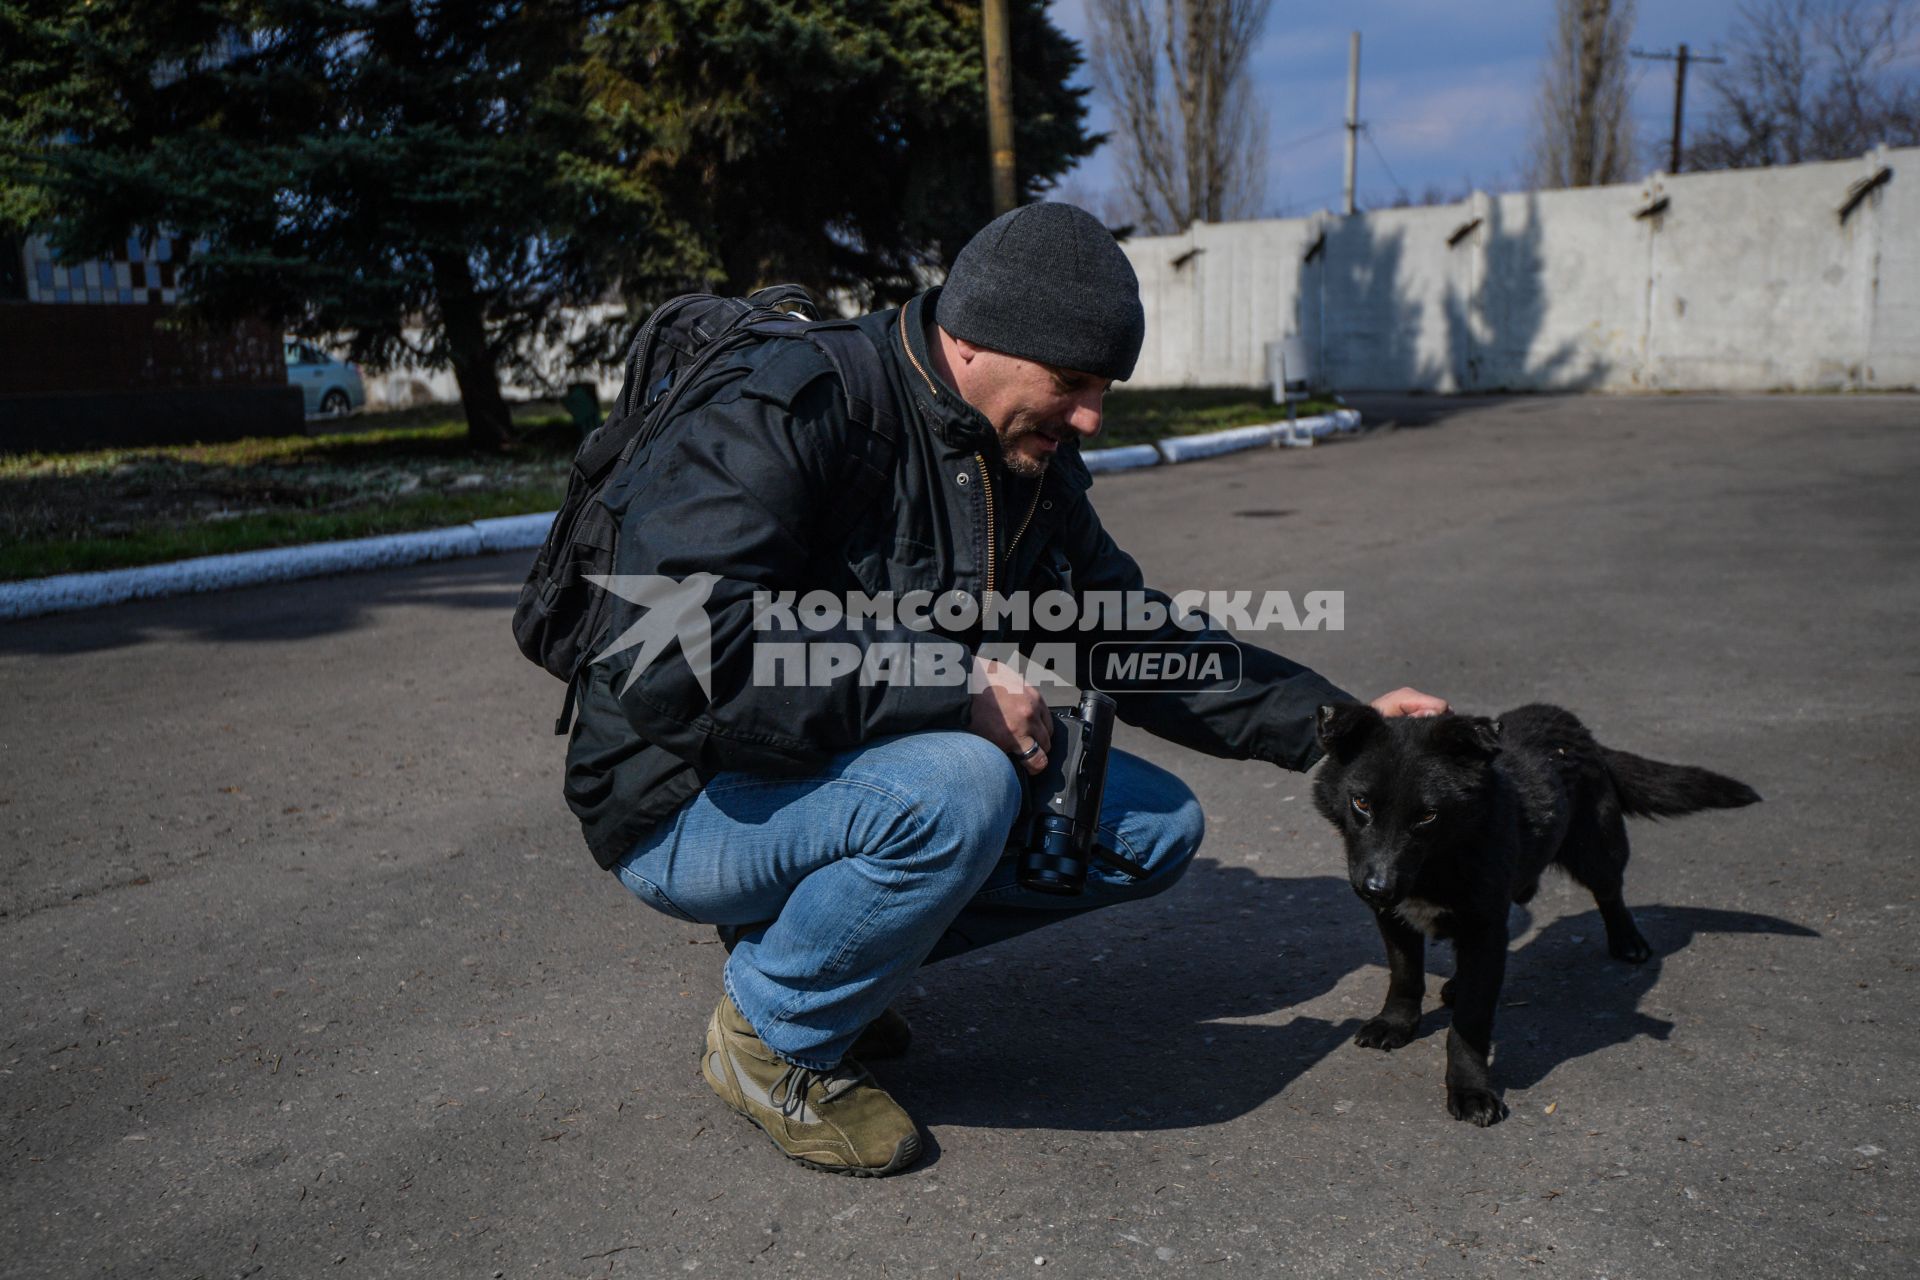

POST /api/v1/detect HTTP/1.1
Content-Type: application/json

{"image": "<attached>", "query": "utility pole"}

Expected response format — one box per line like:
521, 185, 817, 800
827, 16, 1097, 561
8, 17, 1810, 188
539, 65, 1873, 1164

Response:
983, 0, 1017, 215
1631, 43, 1725, 173
1343, 32, 1361, 215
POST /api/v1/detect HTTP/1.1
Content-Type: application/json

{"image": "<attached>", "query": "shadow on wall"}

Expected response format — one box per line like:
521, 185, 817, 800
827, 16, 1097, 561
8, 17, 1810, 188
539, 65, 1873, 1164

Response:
1315, 195, 1611, 397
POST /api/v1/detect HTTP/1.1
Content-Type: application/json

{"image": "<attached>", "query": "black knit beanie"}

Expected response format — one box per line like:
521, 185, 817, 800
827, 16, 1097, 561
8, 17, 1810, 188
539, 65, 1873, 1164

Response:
938, 202, 1145, 382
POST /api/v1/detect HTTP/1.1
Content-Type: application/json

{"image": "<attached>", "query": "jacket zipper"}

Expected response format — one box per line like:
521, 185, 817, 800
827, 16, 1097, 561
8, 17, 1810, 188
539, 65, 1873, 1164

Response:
898, 306, 1046, 607
975, 454, 997, 601
1006, 475, 1043, 558
974, 454, 1044, 607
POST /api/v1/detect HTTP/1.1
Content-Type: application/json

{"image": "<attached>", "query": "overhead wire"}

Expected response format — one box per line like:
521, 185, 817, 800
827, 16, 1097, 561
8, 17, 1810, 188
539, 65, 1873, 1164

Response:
1269, 123, 1345, 156
1360, 123, 1411, 204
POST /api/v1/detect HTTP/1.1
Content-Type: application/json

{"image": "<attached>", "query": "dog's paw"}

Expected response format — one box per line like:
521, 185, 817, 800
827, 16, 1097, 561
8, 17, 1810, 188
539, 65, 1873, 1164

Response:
1438, 979, 1456, 1006
1608, 932, 1652, 964
1446, 1084, 1508, 1127
1354, 1017, 1417, 1051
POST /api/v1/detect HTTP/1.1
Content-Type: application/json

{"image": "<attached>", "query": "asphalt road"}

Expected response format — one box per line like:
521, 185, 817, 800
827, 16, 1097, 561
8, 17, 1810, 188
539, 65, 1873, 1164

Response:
4, 393, 1917, 1278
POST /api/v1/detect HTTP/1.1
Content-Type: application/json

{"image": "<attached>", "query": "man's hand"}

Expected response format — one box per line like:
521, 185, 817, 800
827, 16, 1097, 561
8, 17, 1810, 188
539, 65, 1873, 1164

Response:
1370, 687, 1449, 718
968, 657, 1054, 775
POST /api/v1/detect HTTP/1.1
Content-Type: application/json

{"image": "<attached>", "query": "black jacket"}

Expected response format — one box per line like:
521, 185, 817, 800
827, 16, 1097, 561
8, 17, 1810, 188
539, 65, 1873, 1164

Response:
564, 289, 1352, 868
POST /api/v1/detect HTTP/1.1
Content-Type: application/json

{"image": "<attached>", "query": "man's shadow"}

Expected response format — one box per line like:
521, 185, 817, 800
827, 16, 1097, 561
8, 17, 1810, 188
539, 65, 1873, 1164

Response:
887, 859, 1818, 1130
888, 860, 1372, 1132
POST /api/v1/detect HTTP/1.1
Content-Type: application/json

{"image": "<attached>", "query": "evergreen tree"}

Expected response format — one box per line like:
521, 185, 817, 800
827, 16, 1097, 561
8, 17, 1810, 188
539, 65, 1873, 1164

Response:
578, 0, 1098, 304
2, 0, 683, 449
2, 2, 1098, 447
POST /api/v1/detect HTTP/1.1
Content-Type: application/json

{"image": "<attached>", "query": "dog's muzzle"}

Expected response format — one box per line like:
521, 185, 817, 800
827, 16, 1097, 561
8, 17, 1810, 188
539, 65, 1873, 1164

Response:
1355, 872, 1398, 906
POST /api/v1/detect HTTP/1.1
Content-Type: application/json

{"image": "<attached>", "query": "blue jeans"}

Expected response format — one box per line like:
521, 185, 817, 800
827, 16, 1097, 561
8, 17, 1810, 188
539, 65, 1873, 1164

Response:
614, 731, 1206, 1069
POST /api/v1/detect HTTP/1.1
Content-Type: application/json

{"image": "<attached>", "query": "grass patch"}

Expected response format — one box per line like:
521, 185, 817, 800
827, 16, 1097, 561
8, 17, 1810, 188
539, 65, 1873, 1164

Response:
3, 388, 1335, 581
1, 483, 568, 580
1095, 387, 1340, 448
0, 403, 572, 477
4, 408, 575, 581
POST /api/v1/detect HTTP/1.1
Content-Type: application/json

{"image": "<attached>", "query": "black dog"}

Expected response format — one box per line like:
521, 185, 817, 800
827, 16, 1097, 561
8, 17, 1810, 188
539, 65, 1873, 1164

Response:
1311, 702, 1760, 1126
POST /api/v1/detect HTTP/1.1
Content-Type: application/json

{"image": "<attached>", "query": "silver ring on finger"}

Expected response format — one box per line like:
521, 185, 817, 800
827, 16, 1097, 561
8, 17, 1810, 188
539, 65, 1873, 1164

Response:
1015, 741, 1042, 762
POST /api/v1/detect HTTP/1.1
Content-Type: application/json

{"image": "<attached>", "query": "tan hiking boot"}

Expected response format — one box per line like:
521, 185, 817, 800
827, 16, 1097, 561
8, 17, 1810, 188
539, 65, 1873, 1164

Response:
701, 994, 922, 1176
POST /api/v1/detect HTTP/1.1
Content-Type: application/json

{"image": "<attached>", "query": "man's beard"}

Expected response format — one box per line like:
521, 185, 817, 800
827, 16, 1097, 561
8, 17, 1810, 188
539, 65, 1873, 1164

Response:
999, 412, 1061, 479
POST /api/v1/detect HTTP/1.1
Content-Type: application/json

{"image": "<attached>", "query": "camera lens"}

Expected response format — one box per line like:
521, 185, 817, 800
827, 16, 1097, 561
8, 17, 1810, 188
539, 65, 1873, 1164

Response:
1016, 817, 1088, 894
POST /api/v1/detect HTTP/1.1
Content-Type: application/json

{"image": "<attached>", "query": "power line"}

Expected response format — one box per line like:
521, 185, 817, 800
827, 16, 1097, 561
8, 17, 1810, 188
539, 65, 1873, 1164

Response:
1270, 123, 1344, 157
1361, 124, 1409, 203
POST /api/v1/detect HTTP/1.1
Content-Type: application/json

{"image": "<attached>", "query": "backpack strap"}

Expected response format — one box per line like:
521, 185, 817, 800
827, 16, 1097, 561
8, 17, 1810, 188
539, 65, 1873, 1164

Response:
731, 316, 902, 554
804, 323, 899, 449
553, 670, 580, 737
801, 322, 900, 546
730, 314, 895, 453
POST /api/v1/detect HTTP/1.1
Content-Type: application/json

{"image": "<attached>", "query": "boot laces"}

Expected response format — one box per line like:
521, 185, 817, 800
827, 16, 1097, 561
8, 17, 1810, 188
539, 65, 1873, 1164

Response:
770, 1060, 869, 1119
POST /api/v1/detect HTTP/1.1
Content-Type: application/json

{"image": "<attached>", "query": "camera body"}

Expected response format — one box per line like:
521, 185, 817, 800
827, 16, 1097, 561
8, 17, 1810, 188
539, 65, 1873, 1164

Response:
1013, 689, 1118, 895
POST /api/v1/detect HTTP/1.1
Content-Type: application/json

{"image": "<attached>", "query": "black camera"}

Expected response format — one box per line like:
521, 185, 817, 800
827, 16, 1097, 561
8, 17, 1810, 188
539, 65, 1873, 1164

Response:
1014, 689, 1119, 895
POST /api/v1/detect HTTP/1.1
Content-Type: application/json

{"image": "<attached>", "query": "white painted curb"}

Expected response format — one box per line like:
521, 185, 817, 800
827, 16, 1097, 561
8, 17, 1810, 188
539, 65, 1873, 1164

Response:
1151, 409, 1361, 463
1078, 408, 1361, 471
1080, 443, 1162, 473
1, 512, 556, 622
1, 411, 1362, 622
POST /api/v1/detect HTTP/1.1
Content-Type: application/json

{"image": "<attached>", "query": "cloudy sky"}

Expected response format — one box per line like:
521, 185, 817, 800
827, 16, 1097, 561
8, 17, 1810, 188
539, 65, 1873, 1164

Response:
1047, 0, 1763, 215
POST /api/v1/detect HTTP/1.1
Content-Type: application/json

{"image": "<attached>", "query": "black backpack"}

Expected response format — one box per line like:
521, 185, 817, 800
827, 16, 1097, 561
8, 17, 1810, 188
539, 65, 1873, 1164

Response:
511, 285, 898, 733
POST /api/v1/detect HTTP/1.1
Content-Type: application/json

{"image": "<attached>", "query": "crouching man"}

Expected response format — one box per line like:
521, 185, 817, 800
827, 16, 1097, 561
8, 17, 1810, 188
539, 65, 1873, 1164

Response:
561, 203, 1445, 1175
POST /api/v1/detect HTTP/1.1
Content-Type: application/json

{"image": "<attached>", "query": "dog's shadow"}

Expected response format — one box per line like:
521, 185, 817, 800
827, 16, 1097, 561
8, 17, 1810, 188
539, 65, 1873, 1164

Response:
1485, 904, 1820, 1091
889, 859, 1818, 1130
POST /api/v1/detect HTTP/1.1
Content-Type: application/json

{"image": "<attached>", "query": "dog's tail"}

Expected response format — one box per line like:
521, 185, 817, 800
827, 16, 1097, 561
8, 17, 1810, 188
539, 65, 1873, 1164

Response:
1601, 748, 1761, 819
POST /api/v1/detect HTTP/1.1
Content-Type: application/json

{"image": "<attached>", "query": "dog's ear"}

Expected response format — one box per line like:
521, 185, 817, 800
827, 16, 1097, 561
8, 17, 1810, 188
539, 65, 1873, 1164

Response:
1317, 702, 1384, 760
1432, 714, 1502, 761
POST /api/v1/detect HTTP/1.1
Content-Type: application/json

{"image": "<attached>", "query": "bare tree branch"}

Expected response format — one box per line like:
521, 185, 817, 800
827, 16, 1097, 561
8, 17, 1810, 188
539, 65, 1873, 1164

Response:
1529, 0, 1640, 188
1689, 0, 1920, 169
1087, 0, 1272, 232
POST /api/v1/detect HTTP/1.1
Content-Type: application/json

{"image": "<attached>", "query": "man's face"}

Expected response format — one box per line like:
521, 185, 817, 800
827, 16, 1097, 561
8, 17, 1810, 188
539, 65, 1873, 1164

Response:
956, 343, 1111, 479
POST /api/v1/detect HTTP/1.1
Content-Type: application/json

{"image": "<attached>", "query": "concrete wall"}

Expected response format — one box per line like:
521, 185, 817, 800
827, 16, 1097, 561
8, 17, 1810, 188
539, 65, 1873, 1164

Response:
357, 303, 631, 410
1121, 146, 1917, 393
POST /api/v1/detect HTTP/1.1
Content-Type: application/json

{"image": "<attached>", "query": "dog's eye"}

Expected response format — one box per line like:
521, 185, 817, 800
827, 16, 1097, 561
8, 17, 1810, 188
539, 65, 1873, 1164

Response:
1350, 795, 1371, 817
1415, 810, 1439, 826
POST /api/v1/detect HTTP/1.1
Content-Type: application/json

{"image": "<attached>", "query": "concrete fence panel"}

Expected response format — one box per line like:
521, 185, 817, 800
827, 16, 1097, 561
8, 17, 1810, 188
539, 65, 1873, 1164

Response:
1475, 186, 1649, 391
1118, 146, 1917, 394
1868, 150, 1920, 388
1644, 156, 1872, 388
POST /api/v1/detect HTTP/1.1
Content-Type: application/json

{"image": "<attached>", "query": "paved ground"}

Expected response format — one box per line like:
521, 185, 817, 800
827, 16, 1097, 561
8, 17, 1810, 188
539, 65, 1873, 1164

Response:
3, 394, 1917, 1278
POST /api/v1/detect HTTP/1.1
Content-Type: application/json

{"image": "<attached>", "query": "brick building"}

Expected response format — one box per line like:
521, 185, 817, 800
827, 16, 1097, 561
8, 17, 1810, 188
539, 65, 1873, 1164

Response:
0, 233, 302, 452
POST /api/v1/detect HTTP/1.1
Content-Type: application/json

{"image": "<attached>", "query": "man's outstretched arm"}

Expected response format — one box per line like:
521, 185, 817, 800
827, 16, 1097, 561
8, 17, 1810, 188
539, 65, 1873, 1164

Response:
1045, 496, 1444, 769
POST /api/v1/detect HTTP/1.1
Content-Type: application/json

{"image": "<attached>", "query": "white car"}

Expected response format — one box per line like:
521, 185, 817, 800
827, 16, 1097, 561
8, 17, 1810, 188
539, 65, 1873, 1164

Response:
284, 338, 366, 418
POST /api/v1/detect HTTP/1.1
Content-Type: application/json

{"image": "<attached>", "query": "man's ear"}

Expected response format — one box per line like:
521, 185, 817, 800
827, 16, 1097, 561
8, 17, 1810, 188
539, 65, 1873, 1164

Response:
1317, 702, 1384, 760
1432, 715, 1502, 760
